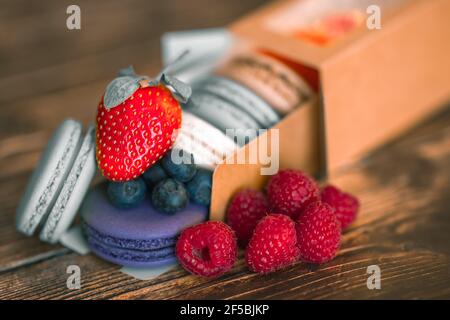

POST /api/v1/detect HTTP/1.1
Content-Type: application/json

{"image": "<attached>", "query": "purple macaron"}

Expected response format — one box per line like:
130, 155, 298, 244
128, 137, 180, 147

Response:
80, 182, 208, 267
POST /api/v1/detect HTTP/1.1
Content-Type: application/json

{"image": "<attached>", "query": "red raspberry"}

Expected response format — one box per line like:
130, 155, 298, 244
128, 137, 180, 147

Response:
296, 201, 341, 264
176, 221, 237, 278
226, 190, 269, 247
267, 170, 319, 219
245, 214, 300, 274
321, 185, 359, 230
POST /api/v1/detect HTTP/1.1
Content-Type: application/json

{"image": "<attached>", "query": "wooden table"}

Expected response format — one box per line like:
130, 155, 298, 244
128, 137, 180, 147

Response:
1, 0, 449, 300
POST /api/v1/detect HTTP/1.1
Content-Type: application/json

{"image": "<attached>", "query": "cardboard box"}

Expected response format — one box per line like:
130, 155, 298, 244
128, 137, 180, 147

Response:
209, 0, 450, 220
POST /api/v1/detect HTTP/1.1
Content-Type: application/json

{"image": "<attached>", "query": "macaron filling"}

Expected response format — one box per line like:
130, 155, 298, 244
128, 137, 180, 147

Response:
86, 235, 177, 267
82, 222, 177, 251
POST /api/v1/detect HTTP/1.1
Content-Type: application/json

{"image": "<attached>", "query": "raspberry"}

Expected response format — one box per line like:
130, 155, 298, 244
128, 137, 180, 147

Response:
176, 221, 237, 278
267, 169, 319, 219
226, 190, 269, 247
245, 214, 300, 274
296, 201, 341, 264
321, 185, 359, 230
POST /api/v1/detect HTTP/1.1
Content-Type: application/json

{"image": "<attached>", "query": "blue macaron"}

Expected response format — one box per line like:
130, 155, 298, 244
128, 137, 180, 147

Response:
81, 182, 208, 267
16, 119, 96, 244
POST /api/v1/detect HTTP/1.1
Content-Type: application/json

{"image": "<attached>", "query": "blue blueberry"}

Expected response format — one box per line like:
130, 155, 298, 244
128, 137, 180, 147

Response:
107, 178, 147, 209
151, 178, 188, 214
142, 162, 167, 187
161, 149, 197, 182
186, 169, 212, 206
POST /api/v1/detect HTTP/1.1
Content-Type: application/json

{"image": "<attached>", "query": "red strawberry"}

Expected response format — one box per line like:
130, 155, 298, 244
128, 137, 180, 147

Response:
296, 201, 341, 264
267, 169, 319, 219
321, 185, 359, 230
96, 85, 182, 181
245, 214, 300, 274
226, 190, 269, 247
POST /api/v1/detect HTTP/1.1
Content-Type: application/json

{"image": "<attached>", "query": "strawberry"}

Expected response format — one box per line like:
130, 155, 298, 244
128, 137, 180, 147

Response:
96, 84, 182, 181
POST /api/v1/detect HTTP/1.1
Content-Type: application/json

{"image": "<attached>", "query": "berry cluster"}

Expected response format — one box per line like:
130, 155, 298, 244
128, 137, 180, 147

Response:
175, 169, 359, 277
106, 148, 212, 213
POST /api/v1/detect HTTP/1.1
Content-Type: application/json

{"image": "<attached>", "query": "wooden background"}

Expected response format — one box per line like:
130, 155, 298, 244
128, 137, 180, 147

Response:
1, 0, 450, 299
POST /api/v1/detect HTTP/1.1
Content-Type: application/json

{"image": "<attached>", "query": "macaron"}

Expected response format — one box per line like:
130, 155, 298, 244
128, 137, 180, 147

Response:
193, 75, 280, 128
184, 91, 261, 146
173, 111, 238, 169
216, 52, 313, 115
173, 131, 222, 170
16, 119, 96, 244
81, 182, 209, 267
40, 125, 97, 243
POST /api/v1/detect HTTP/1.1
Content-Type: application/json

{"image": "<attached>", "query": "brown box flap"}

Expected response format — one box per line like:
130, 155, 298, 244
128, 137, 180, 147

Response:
210, 98, 320, 220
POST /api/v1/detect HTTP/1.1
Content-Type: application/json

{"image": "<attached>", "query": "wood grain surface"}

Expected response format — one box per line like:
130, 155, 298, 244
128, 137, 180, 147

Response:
0, 0, 449, 300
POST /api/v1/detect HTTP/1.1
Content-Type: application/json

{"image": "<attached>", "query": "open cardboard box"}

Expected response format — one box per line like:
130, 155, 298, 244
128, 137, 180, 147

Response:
209, 0, 450, 220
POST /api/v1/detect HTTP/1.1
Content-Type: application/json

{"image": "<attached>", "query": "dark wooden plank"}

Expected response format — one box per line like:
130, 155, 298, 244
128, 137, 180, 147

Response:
1, 0, 449, 300
0, 0, 268, 103
1, 106, 449, 299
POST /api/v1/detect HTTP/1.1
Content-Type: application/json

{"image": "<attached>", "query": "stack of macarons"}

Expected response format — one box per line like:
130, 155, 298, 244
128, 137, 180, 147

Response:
80, 181, 208, 267
216, 51, 313, 115
173, 111, 238, 169
16, 119, 96, 244
181, 50, 314, 148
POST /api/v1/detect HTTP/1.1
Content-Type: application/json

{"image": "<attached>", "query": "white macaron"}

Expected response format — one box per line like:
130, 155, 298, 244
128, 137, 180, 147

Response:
16, 119, 96, 244
174, 111, 238, 169
184, 91, 261, 146
173, 130, 222, 170
193, 76, 281, 128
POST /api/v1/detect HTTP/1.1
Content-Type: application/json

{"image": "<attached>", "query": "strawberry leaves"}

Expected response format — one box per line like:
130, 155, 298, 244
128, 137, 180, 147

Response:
160, 73, 192, 103
103, 75, 146, 109
104, 50, 192, 109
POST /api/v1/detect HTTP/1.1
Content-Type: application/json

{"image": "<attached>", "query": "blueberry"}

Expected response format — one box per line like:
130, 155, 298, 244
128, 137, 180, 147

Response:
107, 178, 147, 209
151, 178, 189, 214
142, 162, 167, 187
186, 169, 212, 206
161, 149, 197, 182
